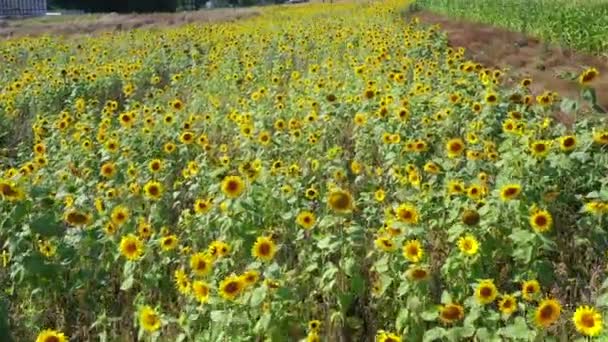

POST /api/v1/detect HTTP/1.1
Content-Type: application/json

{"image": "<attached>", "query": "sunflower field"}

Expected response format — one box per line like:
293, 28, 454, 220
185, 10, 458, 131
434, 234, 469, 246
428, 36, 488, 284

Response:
1, 1, 608, 341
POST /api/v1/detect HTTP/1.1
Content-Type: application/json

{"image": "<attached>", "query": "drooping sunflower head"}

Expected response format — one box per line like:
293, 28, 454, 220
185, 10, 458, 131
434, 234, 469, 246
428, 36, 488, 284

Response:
406, 265, 430, 282
439, 303, 465, 324
327, 189, 354, 213
461, 209, 480, 226
64, 209, 91, 226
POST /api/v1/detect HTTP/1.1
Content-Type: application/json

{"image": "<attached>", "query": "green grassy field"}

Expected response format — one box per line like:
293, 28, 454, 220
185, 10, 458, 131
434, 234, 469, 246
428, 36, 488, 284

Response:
415, 0, 608, 54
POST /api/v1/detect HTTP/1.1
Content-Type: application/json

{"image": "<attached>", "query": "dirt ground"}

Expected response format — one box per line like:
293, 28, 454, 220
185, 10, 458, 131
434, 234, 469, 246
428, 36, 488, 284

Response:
414, 11, 608, 119
0, 8, 259, 38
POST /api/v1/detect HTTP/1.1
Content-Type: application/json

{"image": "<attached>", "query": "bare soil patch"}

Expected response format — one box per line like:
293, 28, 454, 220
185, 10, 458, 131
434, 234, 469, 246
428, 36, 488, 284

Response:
413, 10, 608, 114
0, 8, 259, 39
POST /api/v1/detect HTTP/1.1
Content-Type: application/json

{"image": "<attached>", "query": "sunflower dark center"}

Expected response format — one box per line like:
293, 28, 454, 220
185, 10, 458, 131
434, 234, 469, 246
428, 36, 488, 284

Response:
225, 281, 240, 294
259, 242, 271, 256
581, 313, 595, 328
535, 215, 548, 226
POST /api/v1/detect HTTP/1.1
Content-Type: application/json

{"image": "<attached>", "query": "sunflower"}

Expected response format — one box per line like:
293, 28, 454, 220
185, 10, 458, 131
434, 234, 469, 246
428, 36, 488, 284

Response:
170, 99, 184, 111
296, 211, 316, 230
584, 201, 608, 216
461, 209, 480, 226
307, 331, 321, 342
305, 187, 319, 200
241, 269, 260, 287
530, 141, 551, 158
395, 203, 419, 224
376, 332, 401, 342
558, 135, 577, 152
374, 237, 397, 252
446, 138, 465, 158
208, 240, 230, 259
327, 189, 354, 213
180, 131, 195, 144
258, 131, 271, 145
447, 180, 465, 195
100, 162, 116, 178
406, 265, 429, 282
159, 235, 178, 251
119, 234, 144, 261
221, 175, 246, 198
111, 205, 130, 227
593, 131, 608, 145
535, 299, 562, 328
219, 274, 245, 301
499, 184, 521, 201
402, 240, 423, 262
485, 92, 498, 104
439, 303, 465, 324
475, 279, 498, 304
466, 184, 483, 200
530, 209, 553, 233
190, 252, 213, 276
174, 268, 191, 295
139, 305, 161, 332
374, 189, 386, 202
308, 320, 321, 332
498, 294, 517, 315
423, 161, 440, 174
164, 142, 176, 154
522, 280, 541, 301
457, 235, 479, 256
192, 280, 210, 303
143, 180, 163, 200
252, 236, 277, 262
573, 305, 603, 336
35, 329, 68, 342
579, 67, 599, 85
148, 159, 162, 173
64, 209, 91, 226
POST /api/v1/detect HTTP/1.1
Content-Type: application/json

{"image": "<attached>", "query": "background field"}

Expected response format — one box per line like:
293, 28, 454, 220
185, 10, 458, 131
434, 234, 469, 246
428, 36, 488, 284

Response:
415, 0, 608, 54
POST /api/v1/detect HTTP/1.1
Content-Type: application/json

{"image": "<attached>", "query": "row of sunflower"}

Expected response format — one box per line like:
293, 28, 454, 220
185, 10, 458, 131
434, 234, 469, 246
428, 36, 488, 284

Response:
1, 0, 608, 341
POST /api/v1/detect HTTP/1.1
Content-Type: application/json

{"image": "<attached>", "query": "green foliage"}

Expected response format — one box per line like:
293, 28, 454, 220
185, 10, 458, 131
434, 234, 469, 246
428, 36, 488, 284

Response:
416, 0, 608, 54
